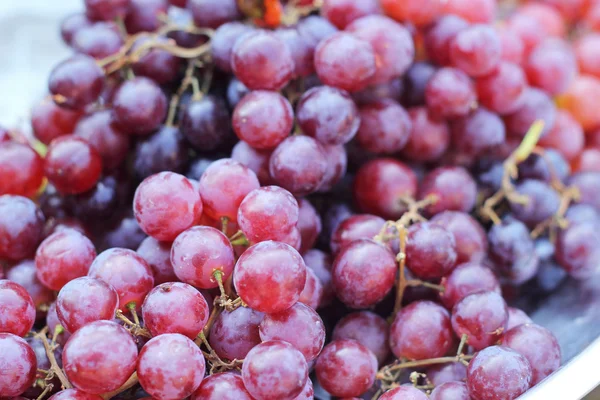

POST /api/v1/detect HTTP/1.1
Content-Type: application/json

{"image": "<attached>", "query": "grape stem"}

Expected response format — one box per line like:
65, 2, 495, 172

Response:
377, 354, 474, 378
100, 372, 139, 400
196, 332, 244, 374
392, 225, 408, 316
115, 309, 152, 338
229, 230, 250, 246
35, 382, 53, 400
34, 327, 72, 390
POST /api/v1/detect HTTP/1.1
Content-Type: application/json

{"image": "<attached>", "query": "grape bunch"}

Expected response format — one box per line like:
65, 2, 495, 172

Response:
1, 0, 600, 399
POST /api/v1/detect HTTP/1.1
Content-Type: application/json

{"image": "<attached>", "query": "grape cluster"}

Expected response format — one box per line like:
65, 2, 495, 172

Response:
2, 0, 600, 399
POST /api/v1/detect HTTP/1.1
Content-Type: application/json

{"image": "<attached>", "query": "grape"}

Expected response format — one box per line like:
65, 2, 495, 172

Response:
242, 340, 308, 400
0, 280, 35, 337
314, 32, 376, 92
574, 33, 600, 79
519, 3, 567, 37
444, 0, 496, 23
297, 198, 321, 253
380, 386, 428, 400
47, 302, 71, 346
353, 158, 417, 219
381, 0, 443, 26
134, 125, 190, 179
72, 23, 123, 60
64, 321, 138, 394
510, 180, 560, 227
142, 282, 208, 338
330, 214, 384, 255
556, 76, 600, 132
569, 171, 600, 210
101, 215, 147, 250
467, 346, 532, 400
356, 99, 412, 154
526, 39, 577, 95
332, 239, 396, 308
476, 62, 527, 115
504, 88, 556, 137
259, 302, 325, 362
226, 78, 250, 109
133, 172, 203, 241
88, 248, 154, 307
209, 306, 264, 361
84, 0, 130, 21
181, 95, 231, 151
232, 90, 293, 150
31, 99, 81, 145
60, 13, 93, 45
191, 372, 254, 400
6, 260, 54, 308
211, 22, 254, 73
420, 167, 477, 215
424, 15, 469, 66
497, 26, 525, 64
315, 339, 377, 398
538, 0, 587, 22
112, 77, 168, 136
506, 13, 546, 55
48, 54, 104, 110
124, 0, 168, 34
269, 136, 328, 196
574, 148, 600, 172
321, 0, 381, 29
488, 218, 540, 284
138, 333, 206, 400
234, 241, 306, 313
402, 62, 436, 107
425, 67, 476, 119
439, 262, 501, 309
332, 311, 389, 365
555, 220, 600, 278
296, 86, 359, 146
431, 211, 488, 264
303, 249, 333, 307
56, 276, 118, 333
0, 141, 44, 198
317, 144, 348, 192
427, 363, 467, 386
280, 226, 302, 252
131, 36, 182, 84
401, 107, 450, 162
231, 141, 271, 184
451, 108, 506, 158
49, 389, 104, 400
0, 196, 44, 262
73, 110, 130, 171
450, 24, 501, 77
36, 229, 96, 291
430, 382, 469, 400
298, 267, 323, 309
346, 15, 415, 84
44, 136, 103, 195
231, 31, 294, 91
501, 323, 561, 385
187, 0, 241, 28
451, 291, 508, 350
198, 159, 260, 220
237, 186, 299, 243
506, 307, 533, 330
0, 333, 37, 397
137, 237, 177, 284
518, 148, 570, 183
274, 27, 314, 78
390, 300, 453, 360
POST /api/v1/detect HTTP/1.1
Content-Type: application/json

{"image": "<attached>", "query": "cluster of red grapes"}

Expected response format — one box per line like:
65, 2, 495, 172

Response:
2, 0, 600, 399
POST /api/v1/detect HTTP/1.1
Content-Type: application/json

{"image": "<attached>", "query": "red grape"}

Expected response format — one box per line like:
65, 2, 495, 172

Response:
232, 90, 293, 150
424, 15, 469, 66
526, 39, 577, 95
320, 0, 381, 29
539, 111, 585, 162
431, 211, 488, 265
0, 196, 44, 262
269, 134, 328, 196
231, 30, 294, 91
63, 321, 138, 394
134, 172, 203, 241
402, 62, 436, 107
187, 0, 241, 29
35, 229, 96, 291
450, 24, 501, 77
510, 180, 560, 227
112, 77, 168, 136
427, 363, 467, 386
346, 15, 414, 84
497, 26, 525, 64
124, 0, 168, 34
356, 99, 412, 154
330, 214, 385, 255
430, 381, 469, 400
180, 95, 231, 152
231, 141, 271, 184
56, 276, 118, 333
88, 248, 154, 307
574, 148, 600, 172
0, 333, 37, 397
31, 99, 81, 145
405, 222, 457, 279
439, 262, 500, 309
60, 13, 93, 45
72, 23, 123, 60
557, 75, 600, 132
317, 144, 347, 192
452, 108, 506, 158
84, 0, 130, 21
555, 220, 600, 278
191, 372, 253, 400
315, 339, 377, 398
467, 346, 532, 400
451, 291, 508, 350
476, 62, 527, 115
504, 88, 556, 137
425, 67, 476, 119
506, 13, 546, 55
332, 239, 396, 308
234, 241, 306, 313
49, 389, 103, 400
297, 198, 321, 253
574, 33, 600, 79
353, 158, 417, 219
137, 237, 177, 284
314, 32, 376, 92
131, 37, 182, 85
237, 186, 299, 243
211, 22, 254, 73
381, 0, 443, 26
507, 307, 533, 330
298, 267, 324, 309
6, 260, 54, 309
48, 54, 104, 110
137, 333, 206, 400
569, 171, 600, 210
171, 226, 235, 289
296, 15, 338, 51
209, 306, 264, 361
401, 107, 450, 162
303, 249, 333, 307
0, 141, 44, 198
519, 3, 566, 37
333, 311, 390, 365
443, 0, 496, 23
296, 86, 359, 146
274, 27, 314, 78
0, 280, 35, 337
242, 340, 308, 400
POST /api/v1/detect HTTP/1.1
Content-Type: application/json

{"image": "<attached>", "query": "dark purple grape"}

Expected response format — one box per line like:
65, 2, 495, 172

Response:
451, 108, 506, 157
181, 95, 232, 152
402, 62, 436, 107
188, 0, 242, 29
131, 36, 182, 84
124, 0, 168, 34
509, 180, 560, 227
134, 125, 190, 178
112, 77, 167, 136
568, 171, 600, 210
406, 222, 458, 279
71, 23, 123, 60
431, 211, 488, 264
48, 55, 104, 110
61, 13, 93, 45
504, 87, 556, 137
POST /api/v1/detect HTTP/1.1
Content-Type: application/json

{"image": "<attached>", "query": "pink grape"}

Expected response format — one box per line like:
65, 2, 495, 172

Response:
209, 306, 264, 361
191, 372, 253, 400
332, 311, 390, 365
0, 280, 35, 337
0, 333, 37, 397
